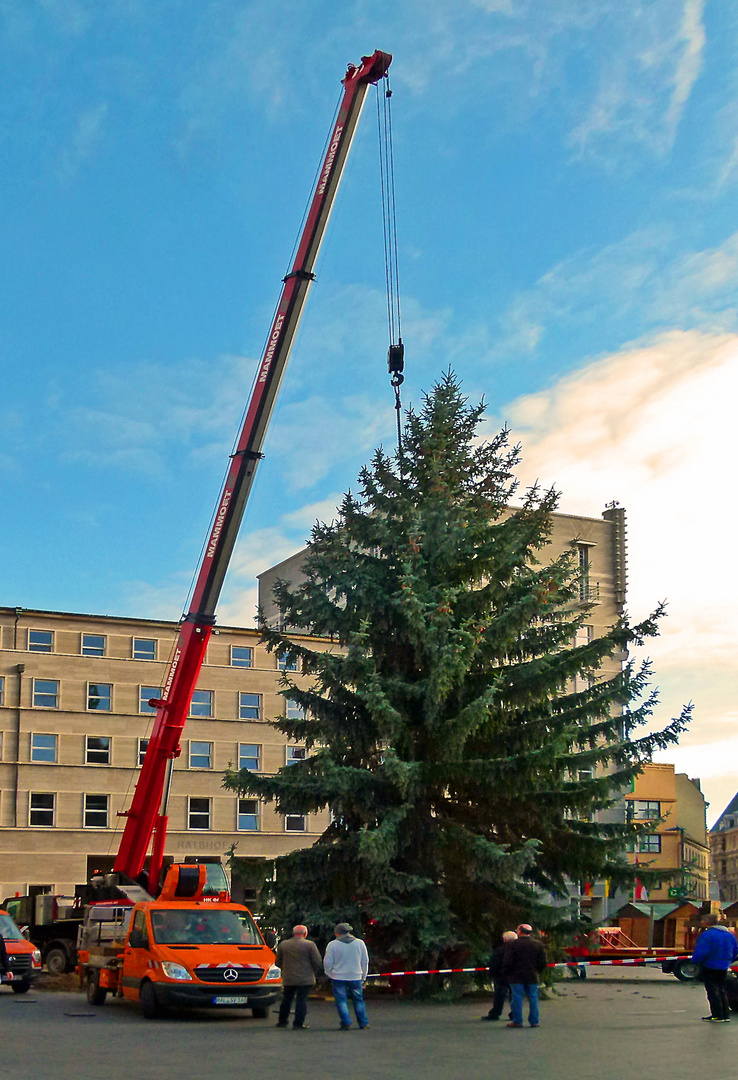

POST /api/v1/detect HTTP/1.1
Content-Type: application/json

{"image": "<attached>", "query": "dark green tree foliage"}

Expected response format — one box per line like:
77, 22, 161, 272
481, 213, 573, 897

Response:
224, 374, 689, 968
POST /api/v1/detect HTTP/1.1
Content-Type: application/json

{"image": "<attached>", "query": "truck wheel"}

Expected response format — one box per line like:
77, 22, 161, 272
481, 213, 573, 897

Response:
86, 970, 108, 1006
672, 959, 700, 982
46, 946, 70, 976
140, 980, 166, 1019
11, 979, 31, 995
251, 1006, 270, 1019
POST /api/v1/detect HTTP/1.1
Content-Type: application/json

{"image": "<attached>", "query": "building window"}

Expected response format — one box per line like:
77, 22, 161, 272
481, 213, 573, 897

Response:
629, 800, 661, 820
188, 797, 211, 830
139, 686, 161, 714
30, 733, 58, 763
238, 799, 260, 831
577, 544, 590, 603
84, 794, 109, 828
87, 683, 112, 711
33, 679, 59, 709
138, 738, 149, 767
238, 744, 261, 771
189, 690, 213, 718
29, 792, 55, 827
0, 675, 4, 706
285, 813, 306, 832
239, 693, 261, 721
285, 698, 307, 721
286, 746, 307, 766
189, 741, 213, 769
231, 646, 253, 668
277, 651, 298, 672
85, 735, 111, 765
133, 637, 157, 661
29, 629, 53, 653
635, 834, 662, 854
81, 634, 106, 657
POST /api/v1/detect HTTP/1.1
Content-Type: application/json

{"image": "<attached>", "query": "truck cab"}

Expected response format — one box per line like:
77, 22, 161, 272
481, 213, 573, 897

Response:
0, 910, 42, 993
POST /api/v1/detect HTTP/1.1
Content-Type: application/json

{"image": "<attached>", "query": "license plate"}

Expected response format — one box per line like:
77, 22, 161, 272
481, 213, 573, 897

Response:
214, 995, 245, 1005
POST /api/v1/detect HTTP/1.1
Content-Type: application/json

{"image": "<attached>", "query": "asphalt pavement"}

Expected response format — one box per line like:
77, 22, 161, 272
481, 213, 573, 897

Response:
0, 969, 733, 1080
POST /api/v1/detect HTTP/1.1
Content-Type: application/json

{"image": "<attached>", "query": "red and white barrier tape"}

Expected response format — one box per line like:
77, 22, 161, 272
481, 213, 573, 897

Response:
364, 955, 692, 979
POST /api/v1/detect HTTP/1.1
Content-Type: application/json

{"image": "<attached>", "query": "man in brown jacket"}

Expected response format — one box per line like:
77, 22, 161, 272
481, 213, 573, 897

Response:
275, 925, 323, 1029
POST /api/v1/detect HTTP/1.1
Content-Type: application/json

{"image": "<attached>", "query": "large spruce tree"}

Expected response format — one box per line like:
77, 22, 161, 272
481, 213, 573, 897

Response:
224, 373, 689, 968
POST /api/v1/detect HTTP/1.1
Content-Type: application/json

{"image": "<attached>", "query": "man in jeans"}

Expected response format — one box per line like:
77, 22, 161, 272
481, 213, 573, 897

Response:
691, 913, 738, 1022
502, 923, 548, 1028
323, 922, 370, 1030
275, 925, 323, 1029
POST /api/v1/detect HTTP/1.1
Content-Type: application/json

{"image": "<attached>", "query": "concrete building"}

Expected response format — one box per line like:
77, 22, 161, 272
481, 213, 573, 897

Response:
0, 607, 331, 902
709, 793, 738, 902
260, 505, 635, 923
258, 506, 629, 637
0, 504, 630, 907
624, 763, 710, 904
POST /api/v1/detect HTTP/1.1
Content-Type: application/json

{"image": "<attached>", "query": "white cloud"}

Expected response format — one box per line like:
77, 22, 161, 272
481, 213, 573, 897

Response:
487, 228, 738, 365
504, 328, 738, 663
567, 0, 706, 159
499, 328, 738, 822
56, 101, 108, 181
218, 526, 306, 628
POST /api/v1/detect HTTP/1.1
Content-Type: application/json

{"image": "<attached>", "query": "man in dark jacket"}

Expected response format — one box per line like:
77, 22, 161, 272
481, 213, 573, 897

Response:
275, 925, 323, 1029
481, 931, 517, 1021
691, 914, 738, 1022
502, 923, 547, 1028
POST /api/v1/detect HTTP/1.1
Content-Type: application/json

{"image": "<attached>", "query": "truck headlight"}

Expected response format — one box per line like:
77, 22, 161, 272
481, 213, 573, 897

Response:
265, 965, 281, 981
161, 962, 193, 981
32, 949, 42, 966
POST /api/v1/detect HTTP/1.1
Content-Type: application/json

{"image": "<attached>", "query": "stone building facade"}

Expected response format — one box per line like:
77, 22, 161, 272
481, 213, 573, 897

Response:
0, 504, 629, 906
0, 607, 330, 902
710, 793, 738, 902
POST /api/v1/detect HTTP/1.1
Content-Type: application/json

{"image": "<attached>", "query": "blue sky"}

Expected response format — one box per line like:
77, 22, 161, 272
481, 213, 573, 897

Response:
2, 1, 737, 822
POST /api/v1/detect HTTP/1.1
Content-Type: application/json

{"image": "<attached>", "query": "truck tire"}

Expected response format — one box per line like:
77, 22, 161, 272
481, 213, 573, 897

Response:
45, 946, 70, 976
11, 979, 31, 994
86, 970, 108, 1006
251, 1006, 270, 1019
140, 980, 166, 1019
672, 959, 701, 982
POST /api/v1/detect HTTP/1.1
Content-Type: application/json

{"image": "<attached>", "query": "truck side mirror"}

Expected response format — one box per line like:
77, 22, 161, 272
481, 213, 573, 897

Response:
128, 928, 147, 949
263, 929, 277, 949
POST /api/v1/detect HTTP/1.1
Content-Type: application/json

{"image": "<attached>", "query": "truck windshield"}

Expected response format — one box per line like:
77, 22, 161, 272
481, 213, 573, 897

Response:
0, 913, 25, 941
150, 908, 262, 946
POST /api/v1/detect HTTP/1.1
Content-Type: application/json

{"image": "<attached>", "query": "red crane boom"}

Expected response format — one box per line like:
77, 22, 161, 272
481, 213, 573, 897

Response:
114, 50, 393, 890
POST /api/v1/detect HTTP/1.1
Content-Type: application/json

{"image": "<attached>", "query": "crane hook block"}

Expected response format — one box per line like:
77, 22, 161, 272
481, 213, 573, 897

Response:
388, 341, 405, 377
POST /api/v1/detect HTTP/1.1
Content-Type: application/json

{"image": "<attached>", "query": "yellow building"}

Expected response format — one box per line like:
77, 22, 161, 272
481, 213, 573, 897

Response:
0, 607, 332, 902
624, 763, 709, 903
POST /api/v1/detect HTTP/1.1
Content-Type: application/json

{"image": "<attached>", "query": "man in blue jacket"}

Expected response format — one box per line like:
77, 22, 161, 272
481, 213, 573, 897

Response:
691, 913, 738, 1022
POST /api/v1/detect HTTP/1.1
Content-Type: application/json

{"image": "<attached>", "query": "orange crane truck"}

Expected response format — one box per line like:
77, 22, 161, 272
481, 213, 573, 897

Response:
75, 48, 392, 1019
78, 864, 280, 1019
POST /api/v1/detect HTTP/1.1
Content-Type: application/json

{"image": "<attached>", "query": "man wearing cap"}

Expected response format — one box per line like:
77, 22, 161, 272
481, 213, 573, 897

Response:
323, 922, 370, 1030
502, 923, 548, 1028
275, 925, 323, 1030
481, 931, 517, 1021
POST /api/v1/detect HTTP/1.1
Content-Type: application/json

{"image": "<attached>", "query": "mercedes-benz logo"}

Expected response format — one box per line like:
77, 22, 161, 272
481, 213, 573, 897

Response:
223, 968, 239, 981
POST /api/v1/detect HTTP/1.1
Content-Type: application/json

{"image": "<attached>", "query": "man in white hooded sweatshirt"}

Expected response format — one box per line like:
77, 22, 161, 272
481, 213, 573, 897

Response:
323, 922, 370, 1029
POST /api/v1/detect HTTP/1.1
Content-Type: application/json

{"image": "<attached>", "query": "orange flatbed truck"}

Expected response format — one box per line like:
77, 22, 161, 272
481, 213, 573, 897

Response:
77, 864, 281, 1019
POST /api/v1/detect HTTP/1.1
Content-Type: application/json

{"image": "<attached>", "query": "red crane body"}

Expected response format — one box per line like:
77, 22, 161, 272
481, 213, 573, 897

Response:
114, 50, 392, 890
